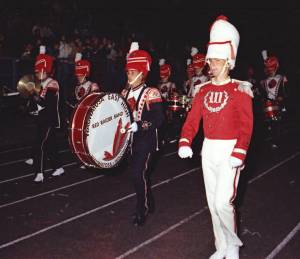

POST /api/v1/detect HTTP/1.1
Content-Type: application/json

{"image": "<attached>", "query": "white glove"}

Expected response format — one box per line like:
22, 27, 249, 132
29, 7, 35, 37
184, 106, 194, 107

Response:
178, 146, 193, 158
127, 122, 138, 133
229, 156, 243, 168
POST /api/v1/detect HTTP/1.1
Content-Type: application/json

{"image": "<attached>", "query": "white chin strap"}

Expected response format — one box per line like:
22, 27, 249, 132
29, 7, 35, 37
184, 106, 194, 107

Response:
80, 75, 86, 84
195, 69, 203, 76
39, 69, 45, 81
128, 72, 143, 85
221, 61, 229, 76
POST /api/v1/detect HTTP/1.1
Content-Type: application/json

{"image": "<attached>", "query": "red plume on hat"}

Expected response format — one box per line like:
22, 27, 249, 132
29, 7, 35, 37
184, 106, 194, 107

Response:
126, 42, 152, 77
159, 58, 171, 79
35, 45, 54, 74
75, 53, 91, 77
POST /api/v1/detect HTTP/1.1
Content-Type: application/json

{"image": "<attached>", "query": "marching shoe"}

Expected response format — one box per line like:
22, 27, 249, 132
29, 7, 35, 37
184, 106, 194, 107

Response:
80, 164, 86, 169
34, 173, 44, 183
25, 158, 33, 165
209, 249, 226, 259
52, 167, 65, 176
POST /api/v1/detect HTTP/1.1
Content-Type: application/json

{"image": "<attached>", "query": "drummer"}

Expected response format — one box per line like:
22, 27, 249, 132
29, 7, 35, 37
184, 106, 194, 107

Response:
260, 50, 288, 149
65, 53, 101, 117
182, 58, 195, 113
74, 52, 100, 103
72, 53, 101, 169
157, 58, 177, 101
188, 47, 209, 99
121, 42, 165, 226
183, 58, 195, 95
157, 58, 179, 144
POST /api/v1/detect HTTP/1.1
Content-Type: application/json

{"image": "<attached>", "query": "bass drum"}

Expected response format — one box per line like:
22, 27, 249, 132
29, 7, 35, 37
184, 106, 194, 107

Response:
69, 92, 132, 168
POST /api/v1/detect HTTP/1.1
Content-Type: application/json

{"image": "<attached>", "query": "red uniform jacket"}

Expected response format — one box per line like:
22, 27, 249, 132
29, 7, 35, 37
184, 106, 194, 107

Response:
179, 79, 253, 161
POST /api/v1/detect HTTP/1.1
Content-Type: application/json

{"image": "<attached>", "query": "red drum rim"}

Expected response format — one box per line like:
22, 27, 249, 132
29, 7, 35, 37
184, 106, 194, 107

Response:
69, 92, 132, 169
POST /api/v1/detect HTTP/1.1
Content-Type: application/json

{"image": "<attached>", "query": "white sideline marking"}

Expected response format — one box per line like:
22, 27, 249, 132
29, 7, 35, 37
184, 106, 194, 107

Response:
0, 149, 69, 167
0, 167, 200, 249
265, 222, 300, 259
248, 151, 300, 184
0, 149, 175, 168
164, 151, 177, 157
0, 158, 30, 167
0, 162, 77, 184
115, 207, 208, 259
0, 146, 30, 155
0, 173, 34, 184
0, 173, 104, 209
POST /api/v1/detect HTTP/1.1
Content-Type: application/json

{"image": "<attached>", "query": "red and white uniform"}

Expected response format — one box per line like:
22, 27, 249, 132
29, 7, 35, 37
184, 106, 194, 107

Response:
188, 50, 209, 98
158, 81, 176, 100
180, 15, 251, 257
75, 81, 99, 102
180, 79, 253, 160
183, 59, 195, 95
179, 79, 253, 251
158, 59, 177, 100
74, 52, 100, 102
260, 74, 287, 100
188, 74, 209, 98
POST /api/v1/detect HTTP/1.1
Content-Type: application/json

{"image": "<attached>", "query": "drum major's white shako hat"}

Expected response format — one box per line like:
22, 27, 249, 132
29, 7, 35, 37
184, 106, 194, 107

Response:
206, 15, 240, 70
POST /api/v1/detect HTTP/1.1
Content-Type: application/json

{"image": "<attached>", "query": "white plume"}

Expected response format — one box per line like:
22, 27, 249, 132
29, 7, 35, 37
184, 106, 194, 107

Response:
191, 47, 198, 56
129, 42, 139, 53
75, 52, 82, 62
159, 58, 166, 66
40, 45, 46, 54
261, 50, 268, 60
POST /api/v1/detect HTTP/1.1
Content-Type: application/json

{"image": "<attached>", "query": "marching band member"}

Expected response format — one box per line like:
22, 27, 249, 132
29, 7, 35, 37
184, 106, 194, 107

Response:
74, 52, 100, 102
157, 58, 177, 101
30, 46, 65, 182
260, 50, 288, 149
183, 58, 195, 95
178, 16, 253, 259
72, 53, 101, 169
121, 42, 165, 226
157, 58, 178, 144
188, 47, 209, 98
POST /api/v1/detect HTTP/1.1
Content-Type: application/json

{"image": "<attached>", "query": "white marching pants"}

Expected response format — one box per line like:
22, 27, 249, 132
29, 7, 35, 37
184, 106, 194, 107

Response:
201, 138, 243, 251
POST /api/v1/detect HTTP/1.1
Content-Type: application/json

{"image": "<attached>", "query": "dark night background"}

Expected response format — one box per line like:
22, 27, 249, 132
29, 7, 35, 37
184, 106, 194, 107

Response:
1, 2, 300, 114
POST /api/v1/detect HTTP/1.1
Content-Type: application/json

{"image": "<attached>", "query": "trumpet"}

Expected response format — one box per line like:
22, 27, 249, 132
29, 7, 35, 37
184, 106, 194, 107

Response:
17, 74, 42, 98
